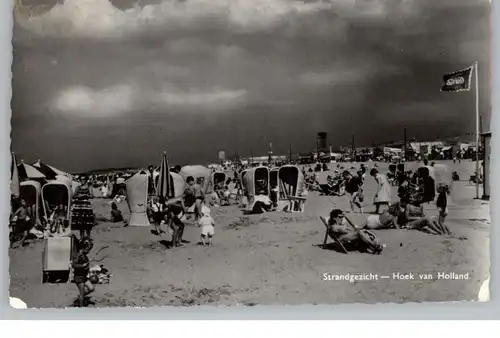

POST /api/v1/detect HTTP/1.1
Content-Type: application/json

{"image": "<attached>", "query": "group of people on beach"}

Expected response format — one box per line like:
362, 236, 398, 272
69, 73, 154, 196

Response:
148, 173, 216, 248
324, 161, 452, 254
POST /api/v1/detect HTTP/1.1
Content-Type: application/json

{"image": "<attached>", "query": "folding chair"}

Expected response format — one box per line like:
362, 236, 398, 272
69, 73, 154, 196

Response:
319, 216, 348, 254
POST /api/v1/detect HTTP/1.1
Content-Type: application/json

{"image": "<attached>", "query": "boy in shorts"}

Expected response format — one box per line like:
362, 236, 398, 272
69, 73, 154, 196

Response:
343, 171, 364, 214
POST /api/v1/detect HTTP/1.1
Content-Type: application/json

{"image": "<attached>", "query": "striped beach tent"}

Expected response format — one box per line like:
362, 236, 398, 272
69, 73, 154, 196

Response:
156, 152, 173, 199
18, 161, 45, 180
11, 152, 20, 198
32, 159, 72, 180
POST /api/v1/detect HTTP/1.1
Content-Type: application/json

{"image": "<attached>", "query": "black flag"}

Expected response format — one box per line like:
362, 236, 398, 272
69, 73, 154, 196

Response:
441, 66, 473, 92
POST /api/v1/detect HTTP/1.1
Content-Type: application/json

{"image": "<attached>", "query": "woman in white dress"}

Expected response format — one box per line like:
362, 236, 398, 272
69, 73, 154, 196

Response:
370, 168, 392, 214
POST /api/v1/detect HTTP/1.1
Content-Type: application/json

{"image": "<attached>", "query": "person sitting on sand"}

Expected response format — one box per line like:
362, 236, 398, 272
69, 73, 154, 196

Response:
110, 202, 123, 223
198, 206, 215, 246
326, 209, 383, 254
343, 170, 364, 214
71, 237, 95, 307
252, 190, 274, 214
397, 197, 449, 235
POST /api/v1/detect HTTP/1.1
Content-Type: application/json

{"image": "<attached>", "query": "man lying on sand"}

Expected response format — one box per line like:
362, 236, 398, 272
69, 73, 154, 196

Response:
363, 203, 400, 230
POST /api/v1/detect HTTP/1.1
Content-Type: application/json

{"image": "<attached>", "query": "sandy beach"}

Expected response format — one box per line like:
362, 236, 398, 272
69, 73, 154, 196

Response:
8, 160, 490, 307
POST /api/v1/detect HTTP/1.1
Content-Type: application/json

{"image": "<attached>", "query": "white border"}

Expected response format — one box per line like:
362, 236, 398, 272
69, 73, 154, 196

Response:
1, 0, 499, 320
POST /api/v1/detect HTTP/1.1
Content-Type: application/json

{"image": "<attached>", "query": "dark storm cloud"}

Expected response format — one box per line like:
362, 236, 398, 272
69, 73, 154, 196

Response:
11, 0, 491, 172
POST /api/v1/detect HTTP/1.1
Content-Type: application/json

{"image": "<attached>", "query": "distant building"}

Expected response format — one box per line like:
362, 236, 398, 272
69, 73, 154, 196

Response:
409, 141, 444, 155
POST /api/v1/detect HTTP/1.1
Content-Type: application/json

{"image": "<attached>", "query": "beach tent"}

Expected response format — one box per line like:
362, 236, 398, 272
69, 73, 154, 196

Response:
179, 165, 211, 194
20, 180, 42, 225
208, 171, 227, 193
240, 169, 250, 197
42, 179, 72, 222
18, 161, 45, 180
11, 153, 20, 198
32, 160, 72, 180
276, 165, 306, 212
277, 165, 305, 198
242, 166, 270, 200
125, 170, 150, 226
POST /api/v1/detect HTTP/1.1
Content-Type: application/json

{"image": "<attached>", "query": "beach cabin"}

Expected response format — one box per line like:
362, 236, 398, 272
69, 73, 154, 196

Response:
42, 179, 73, 225
125, 170, 150, 226
242, 166, 270, 209
20, 180, 43, 226
275, 165, 307, 212
207, 171, 227, 194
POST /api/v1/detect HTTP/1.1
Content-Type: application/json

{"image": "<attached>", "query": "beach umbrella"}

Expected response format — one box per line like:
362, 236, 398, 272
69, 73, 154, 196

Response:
17, 161, 45, 180
32, 159, 72, 180
11, 153, 20, 198
156, 152, 172, 199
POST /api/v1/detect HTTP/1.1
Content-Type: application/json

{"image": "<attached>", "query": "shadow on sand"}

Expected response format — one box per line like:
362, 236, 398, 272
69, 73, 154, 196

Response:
314, 242, 355, 254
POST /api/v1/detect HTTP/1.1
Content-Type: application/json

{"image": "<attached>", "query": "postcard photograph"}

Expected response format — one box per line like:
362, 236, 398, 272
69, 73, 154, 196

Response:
8, 0, 491, 308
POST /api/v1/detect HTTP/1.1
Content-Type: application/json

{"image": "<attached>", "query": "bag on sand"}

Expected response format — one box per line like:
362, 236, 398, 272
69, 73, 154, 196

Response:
358, 229, 383, 255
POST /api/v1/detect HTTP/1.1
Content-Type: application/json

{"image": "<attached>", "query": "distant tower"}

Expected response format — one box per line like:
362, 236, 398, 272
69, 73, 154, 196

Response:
317, 132, 327, 150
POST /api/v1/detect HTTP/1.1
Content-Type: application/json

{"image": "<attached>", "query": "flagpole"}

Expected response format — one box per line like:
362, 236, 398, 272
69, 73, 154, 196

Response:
475, 61, 480, 199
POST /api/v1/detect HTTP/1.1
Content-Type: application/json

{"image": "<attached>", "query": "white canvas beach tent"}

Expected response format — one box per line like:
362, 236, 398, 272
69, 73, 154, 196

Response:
125, 170, 150, 226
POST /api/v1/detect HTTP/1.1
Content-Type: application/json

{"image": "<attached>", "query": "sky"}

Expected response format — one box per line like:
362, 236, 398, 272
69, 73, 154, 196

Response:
11, 0, 491, 173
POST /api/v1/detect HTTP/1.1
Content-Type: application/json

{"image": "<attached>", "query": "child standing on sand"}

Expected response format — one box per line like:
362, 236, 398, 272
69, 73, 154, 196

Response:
198, 206, 215, 246
71, 237, 95, 307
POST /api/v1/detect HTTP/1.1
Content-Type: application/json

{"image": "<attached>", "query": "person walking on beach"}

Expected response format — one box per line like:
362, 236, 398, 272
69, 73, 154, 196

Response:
370, 168, 391, 214
343, 170, 364, 214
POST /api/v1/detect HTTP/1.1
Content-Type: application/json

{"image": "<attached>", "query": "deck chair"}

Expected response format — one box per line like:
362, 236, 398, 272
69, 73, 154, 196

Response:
319, 216, 348, 254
